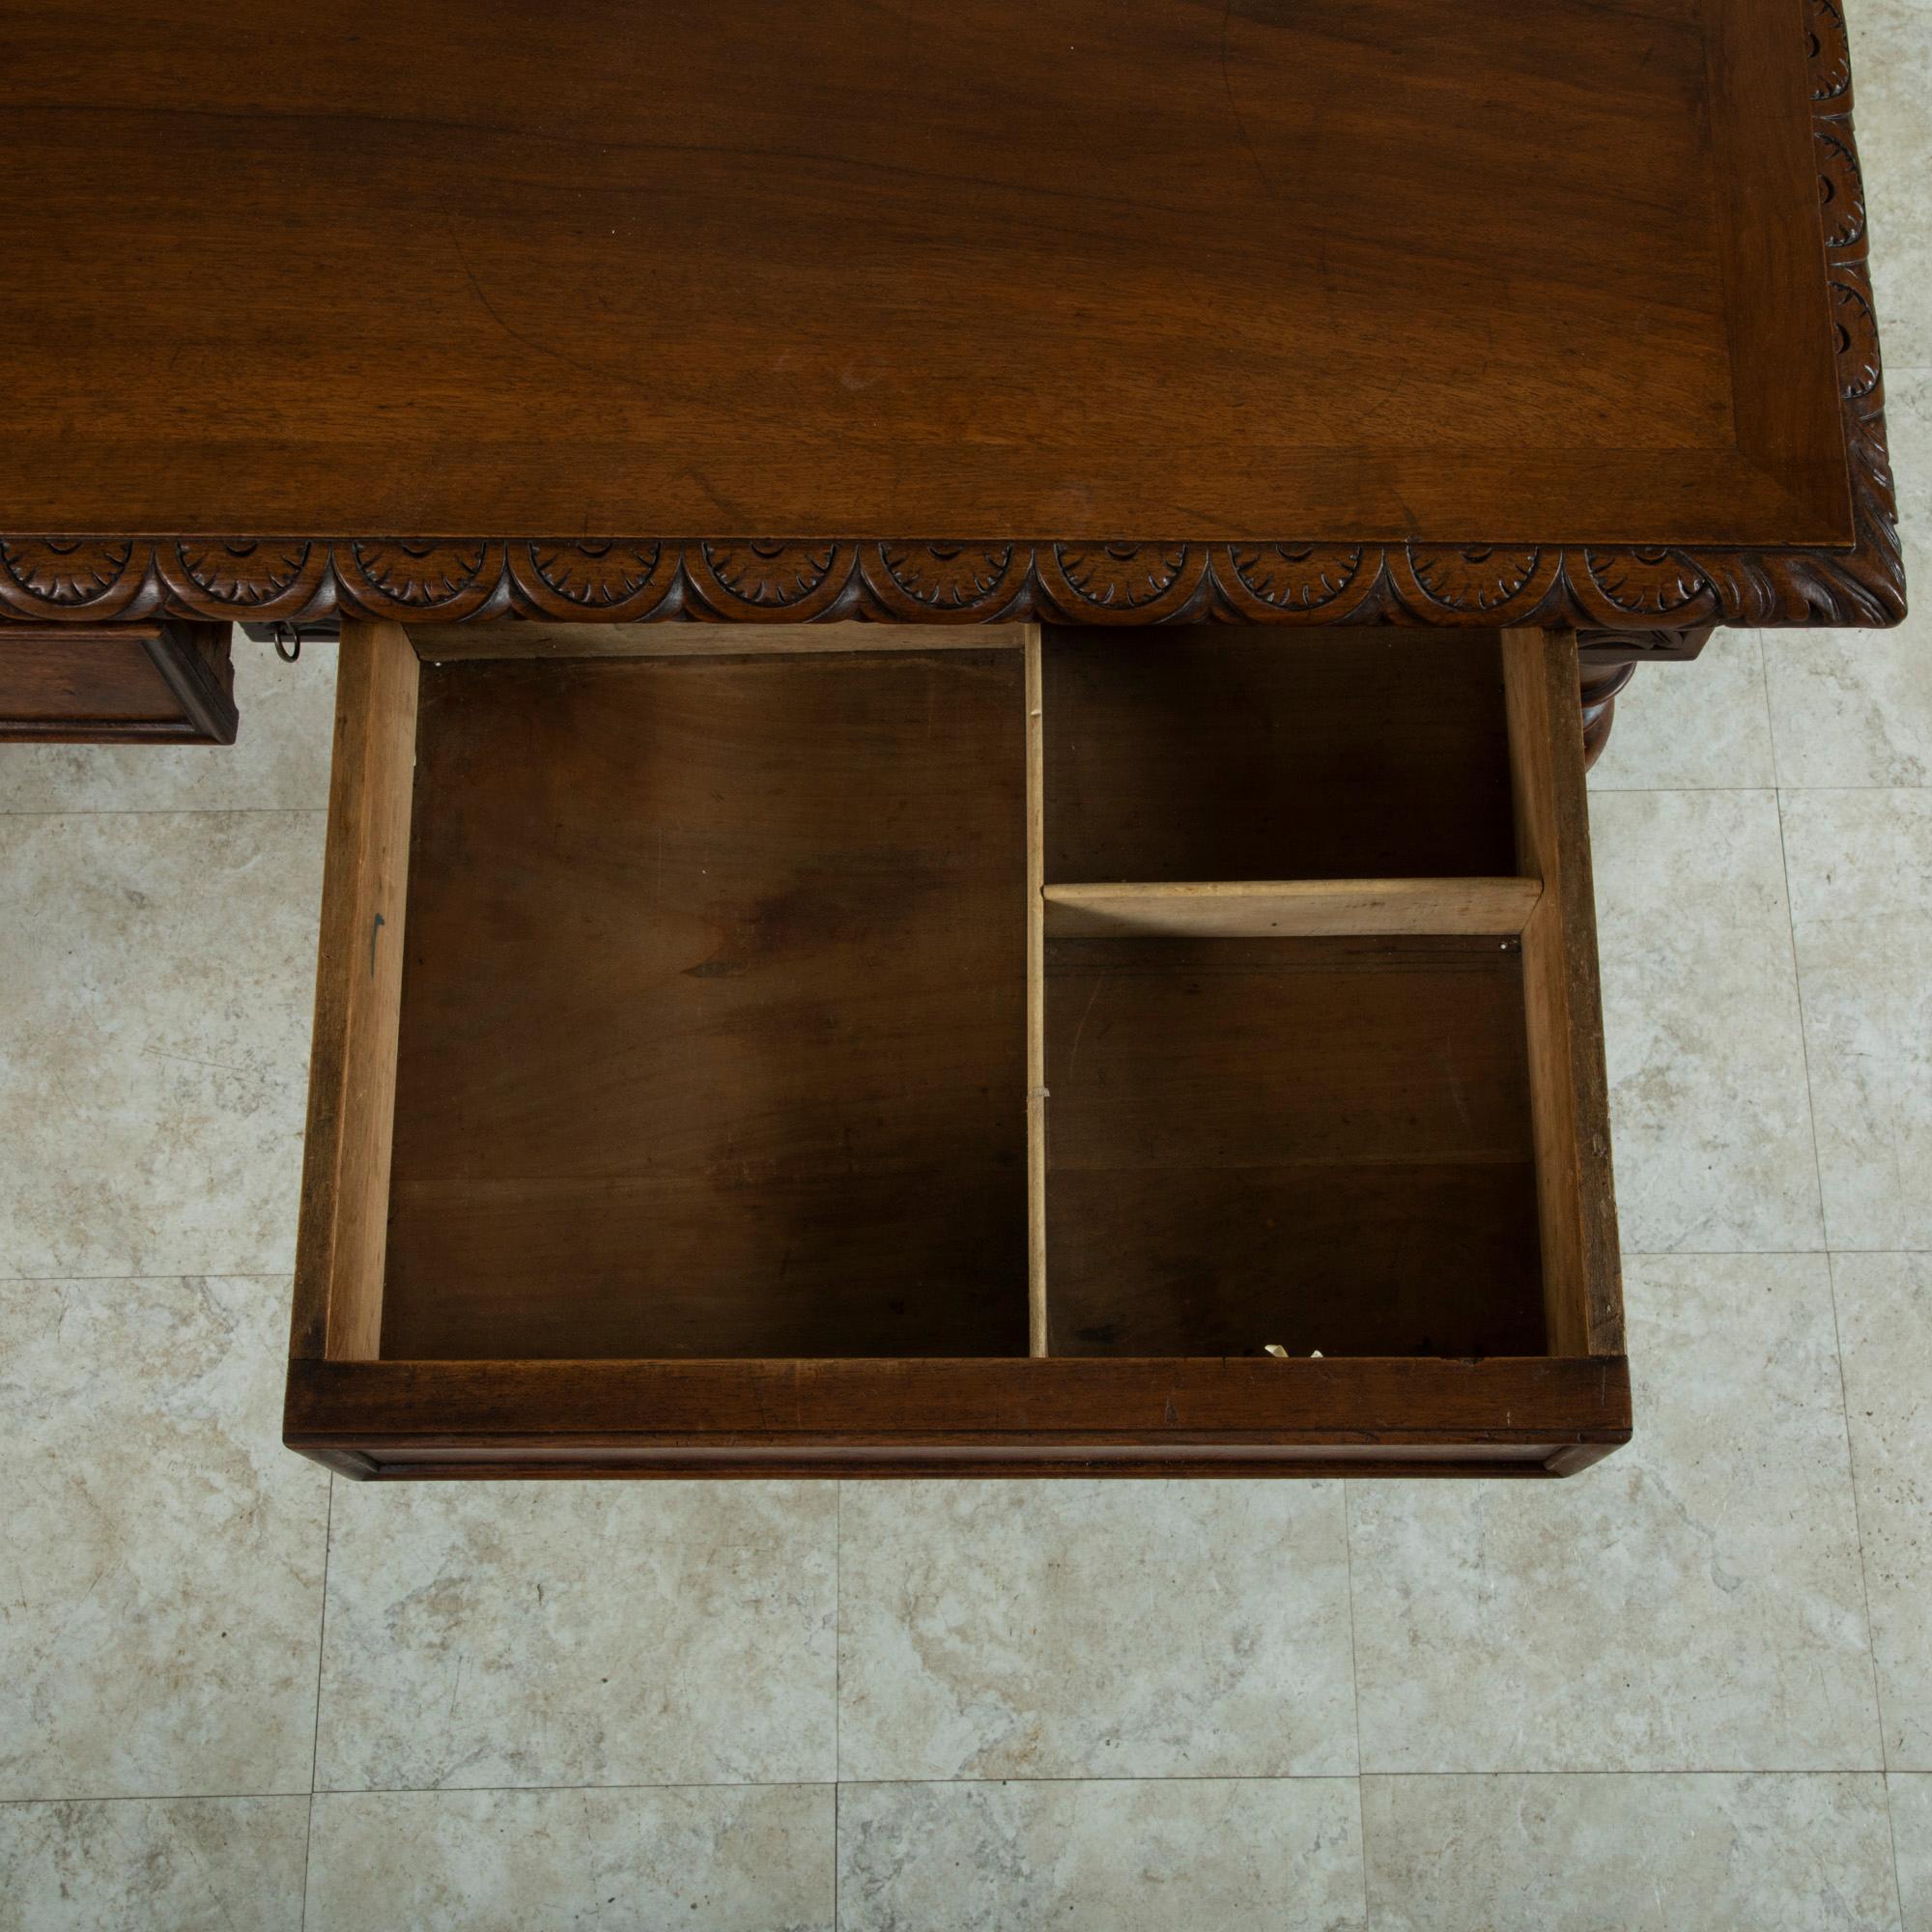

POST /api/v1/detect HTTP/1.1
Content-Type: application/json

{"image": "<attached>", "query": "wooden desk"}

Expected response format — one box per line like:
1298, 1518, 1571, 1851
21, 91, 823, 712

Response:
0, 0, 1902, 639
0, 0, 1903, 1477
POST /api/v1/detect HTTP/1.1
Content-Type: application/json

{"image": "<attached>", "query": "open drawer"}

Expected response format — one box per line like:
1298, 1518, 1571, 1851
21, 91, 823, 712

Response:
285, 620, 1627, 1478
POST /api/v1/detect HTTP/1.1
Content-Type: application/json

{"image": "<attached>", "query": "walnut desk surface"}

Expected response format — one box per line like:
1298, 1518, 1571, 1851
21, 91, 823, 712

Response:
0, 0, 1905, 638
0, 0, 1911, 1483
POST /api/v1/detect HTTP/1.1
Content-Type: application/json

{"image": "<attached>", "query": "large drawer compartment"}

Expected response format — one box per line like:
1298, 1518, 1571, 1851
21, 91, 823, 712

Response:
286, 619, 1626, 1477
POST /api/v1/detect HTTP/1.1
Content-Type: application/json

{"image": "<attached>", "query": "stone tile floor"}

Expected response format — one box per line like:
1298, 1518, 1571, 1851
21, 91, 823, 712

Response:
3, 15, 1929, 1929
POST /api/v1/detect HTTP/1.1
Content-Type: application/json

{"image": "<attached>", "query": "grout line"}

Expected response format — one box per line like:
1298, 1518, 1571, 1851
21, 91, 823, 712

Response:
1774, 787, 1833, 1250
0, 1271, 298, 1285
833, 1479, 842, 1929
1884, 1772, 1910, 1932
0, 806, 329, 818
298, 1793, 316, 1931
1590, 781, 1930, 795
1755, 626, 1785, 792
0, 1793, 320, 1806
1824, 1252, 1899, 1780
298, 1474, 335, 1932
1341, 1481, 1373, 1918
8, 1770, 1915, 1806
1770, 784, 1893, 1901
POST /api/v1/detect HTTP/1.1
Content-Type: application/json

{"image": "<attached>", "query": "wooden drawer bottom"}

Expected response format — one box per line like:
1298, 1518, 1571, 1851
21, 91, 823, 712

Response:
287, 620, 1625, 1478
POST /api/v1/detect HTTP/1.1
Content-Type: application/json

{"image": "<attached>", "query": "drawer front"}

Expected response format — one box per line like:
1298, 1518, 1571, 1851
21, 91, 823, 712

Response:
0, 622, 237, 744
287, 619, 1625, 1479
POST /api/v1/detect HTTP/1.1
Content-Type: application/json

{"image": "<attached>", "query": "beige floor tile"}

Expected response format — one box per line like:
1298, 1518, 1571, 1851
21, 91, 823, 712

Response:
1588, 630, 1775, 792
0, 1796, 308, 1932
0, 634, 337, 813
1852, 0, 1932, 371
838, 1778, 1366, 1932
306, 1784, 833, 1932
1350, 1254, 1880, 1774
314, 1481, 836, 1790
837, 1481, 1355, 1780
1835, 1255, 1932, 1768
1764, 370, 1931, 789
0, 810, 324, 1278
1783, 789, 1932, 1249
1591, 790, 1823, 1251
1361, 1773, 1900, 1931
0, 1276, 327, 1800
1895, 1774, 1932, 1932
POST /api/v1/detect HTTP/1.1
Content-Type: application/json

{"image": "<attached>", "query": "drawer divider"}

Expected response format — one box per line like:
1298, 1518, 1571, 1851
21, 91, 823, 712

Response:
1026, 623, 1049, 1357
1040, 876, 1541, 940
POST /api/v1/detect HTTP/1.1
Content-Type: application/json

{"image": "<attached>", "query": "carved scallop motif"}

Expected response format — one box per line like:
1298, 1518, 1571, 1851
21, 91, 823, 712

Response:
1406, 545, 1542, 612
173, 538, 315, 606
1806, 0, 1851, 101
348, 539, 493, 607
1052, 542, 1195, 610
1582, 547, 1711, 617
700, 541, 841, 607
1816, 128, 1865, 252
1832, 277, 1882, 400
1224, 543, 1368, 611
526, 540, 666, 608
0, 536, 139, 607
877, 542, 1019, 611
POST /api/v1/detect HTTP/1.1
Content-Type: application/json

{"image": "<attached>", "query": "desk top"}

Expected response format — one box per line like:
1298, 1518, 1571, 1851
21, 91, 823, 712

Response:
0, 0, 1903, 631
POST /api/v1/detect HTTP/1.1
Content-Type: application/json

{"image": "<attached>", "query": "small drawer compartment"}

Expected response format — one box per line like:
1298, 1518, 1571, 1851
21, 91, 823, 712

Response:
287, 620, 1626, 1480
1044, 933, 1545, 1360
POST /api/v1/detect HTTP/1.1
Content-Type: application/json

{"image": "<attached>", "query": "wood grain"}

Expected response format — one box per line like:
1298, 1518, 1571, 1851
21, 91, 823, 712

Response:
1502, 628, 1623, 1356
1043, 935, 1544, 1359
411, 619, 1029, 662
1025, 626, 1048, 1356
0, 622, 236, 742
1041, 628, 1520, 883
1041, 877, 1541, 939
285, 1354, 1632, 1479
0, 0, 1901, 633
380, 646, 1030, 1360
290, 618, 417, 1361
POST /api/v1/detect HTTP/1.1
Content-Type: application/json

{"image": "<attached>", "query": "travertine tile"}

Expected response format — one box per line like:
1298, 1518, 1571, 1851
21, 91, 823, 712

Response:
838, 1778, 1366, 1932
1895, 1774, 1932, 1932
838, 1482, 1354, 1779
314, 1482, 836, 1789
1852, 0, 1932, 371
1783, 790, 1932, 1250
1588, 629, 1775, 792
1361, 1773, 1900, 1931
1350, 1254, 1879, 1773
1590, 789, 1822, 1251
0, 1797, 308, 1932
1834, 1255, 1932, 1768
0, 1276, 327, 1799
306, 1785, 834, 1932
0, 633, 337, 813
1763, 370, 1931, 789
0, 810, 324, 1278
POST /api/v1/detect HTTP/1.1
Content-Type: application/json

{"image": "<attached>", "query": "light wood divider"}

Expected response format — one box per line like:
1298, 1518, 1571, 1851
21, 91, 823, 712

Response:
1041, 876, 1541, 939
290, 618, 418, 1363
1025, 626, 1049, 1356
1501, 628, 1623, 1358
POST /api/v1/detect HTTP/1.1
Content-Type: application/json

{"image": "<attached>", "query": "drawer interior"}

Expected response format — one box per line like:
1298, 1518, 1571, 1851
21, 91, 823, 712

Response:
382, 644, 1028, 1360
296, 619, 1617, 1412
1044, 934, 1544, 1358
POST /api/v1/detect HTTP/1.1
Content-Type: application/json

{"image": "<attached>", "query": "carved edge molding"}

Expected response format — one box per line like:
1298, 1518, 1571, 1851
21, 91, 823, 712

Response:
0, 1, 1902, 637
